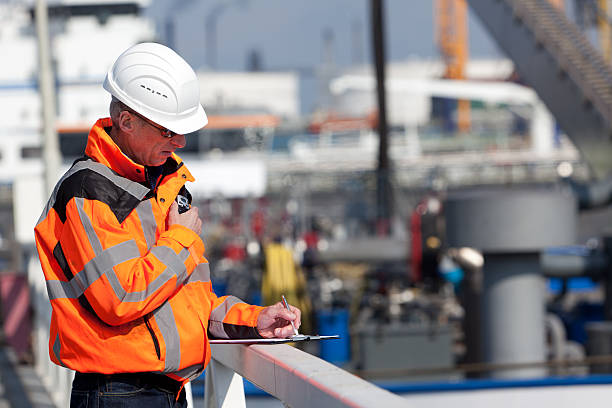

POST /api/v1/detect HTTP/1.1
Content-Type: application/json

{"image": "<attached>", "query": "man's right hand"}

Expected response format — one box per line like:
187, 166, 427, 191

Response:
168, 201, 202, 235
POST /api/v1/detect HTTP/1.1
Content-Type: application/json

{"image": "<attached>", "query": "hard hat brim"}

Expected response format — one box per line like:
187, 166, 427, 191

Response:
164, 104, 208, 135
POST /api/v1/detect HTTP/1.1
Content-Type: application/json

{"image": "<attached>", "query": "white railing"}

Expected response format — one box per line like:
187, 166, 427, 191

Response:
204, 343, 408, 408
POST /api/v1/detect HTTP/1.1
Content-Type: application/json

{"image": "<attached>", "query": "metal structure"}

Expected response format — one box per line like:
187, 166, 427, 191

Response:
597, 0, 611, 62
574, 0, 612, 62
468, 0, 612, 180
445, 187, 576, 378
541, 235, 612, 318
540, 234, 612, 374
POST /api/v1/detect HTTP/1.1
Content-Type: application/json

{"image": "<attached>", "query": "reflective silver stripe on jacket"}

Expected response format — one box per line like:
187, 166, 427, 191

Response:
136, 200, 157, 250
53, 333, 65, 367
152, 303, 181, 372
149, 363, 204, 380
173, 364, 204, 381
186, 262, 211, 284
45, 242, 192, 302
150, 246, 190, 288
46, 279, 79, 300
208, 296, 245, 339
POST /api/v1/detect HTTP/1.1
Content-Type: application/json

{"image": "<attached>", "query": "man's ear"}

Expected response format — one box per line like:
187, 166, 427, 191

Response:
118, 111, 137, 133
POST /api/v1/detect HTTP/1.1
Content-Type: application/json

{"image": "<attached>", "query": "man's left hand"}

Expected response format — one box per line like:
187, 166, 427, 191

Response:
257, 301, 301, 338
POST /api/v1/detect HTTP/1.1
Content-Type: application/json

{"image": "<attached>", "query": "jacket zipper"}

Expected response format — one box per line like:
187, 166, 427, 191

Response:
144, 316, 161, 360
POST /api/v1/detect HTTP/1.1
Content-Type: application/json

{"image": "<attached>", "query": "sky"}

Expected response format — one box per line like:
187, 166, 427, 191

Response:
147, 0, 503, 73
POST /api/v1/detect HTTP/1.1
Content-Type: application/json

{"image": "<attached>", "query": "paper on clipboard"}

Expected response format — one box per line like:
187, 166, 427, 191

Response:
209, 335, 340, 344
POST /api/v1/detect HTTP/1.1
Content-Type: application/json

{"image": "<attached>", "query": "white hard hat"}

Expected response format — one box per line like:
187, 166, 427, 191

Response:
103, 42, 207, 135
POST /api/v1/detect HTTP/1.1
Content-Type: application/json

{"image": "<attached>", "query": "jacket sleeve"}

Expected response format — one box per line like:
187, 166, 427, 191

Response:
59, 196, 205, 326
207, 292, 265, 339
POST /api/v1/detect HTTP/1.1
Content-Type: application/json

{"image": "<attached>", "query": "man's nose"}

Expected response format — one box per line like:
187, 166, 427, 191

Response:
171, 134, 186, 148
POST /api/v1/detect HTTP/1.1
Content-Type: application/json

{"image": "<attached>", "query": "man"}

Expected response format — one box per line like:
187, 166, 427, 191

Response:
34, 42, 300, 407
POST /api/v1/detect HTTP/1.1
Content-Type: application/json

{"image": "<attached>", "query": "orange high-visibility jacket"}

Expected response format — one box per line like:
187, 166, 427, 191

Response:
34, 118, 263, 382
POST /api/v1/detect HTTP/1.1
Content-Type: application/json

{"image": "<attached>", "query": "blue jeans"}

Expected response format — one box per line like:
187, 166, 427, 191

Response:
70, 372, 187, 408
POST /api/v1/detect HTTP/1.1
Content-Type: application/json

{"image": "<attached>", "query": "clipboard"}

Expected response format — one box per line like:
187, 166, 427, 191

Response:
209, 335, 340, 344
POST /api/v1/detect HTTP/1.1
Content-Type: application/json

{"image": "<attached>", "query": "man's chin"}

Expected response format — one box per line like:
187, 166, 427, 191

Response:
152, 153, 172, 166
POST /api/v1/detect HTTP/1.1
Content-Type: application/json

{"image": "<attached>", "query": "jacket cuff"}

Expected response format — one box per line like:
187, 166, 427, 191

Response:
248, 326, 265, 339
166, 224, 205, 256
250, 307, 265, 338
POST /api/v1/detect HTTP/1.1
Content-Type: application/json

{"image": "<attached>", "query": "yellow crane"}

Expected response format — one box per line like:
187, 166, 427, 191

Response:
597, 0, 611, 62
435, 0, 470, 132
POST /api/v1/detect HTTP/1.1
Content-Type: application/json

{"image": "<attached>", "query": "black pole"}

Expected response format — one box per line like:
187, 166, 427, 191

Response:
371, 0, 392, 235
603, 234, 612, 320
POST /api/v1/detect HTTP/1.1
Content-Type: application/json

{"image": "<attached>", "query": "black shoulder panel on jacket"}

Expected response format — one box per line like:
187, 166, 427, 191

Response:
53, 168, 143, 224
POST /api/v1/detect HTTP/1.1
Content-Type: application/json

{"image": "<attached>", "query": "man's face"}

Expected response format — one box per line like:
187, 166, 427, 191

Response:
122, 112, 186, 166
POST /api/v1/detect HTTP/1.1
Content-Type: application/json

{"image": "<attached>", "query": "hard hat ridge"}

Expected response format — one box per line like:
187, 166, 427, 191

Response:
104, 42, 208, 135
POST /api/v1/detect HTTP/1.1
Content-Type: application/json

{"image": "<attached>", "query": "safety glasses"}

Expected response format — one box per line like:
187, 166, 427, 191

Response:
124, 109, 177, 139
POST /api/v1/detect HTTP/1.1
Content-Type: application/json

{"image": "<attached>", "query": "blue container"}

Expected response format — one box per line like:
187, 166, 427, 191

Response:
249, 292, 262, 306
212, 281, 227, 297
316, 309, 350, 364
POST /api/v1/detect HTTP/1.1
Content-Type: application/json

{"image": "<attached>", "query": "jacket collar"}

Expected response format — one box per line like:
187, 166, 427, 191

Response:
84, 118, 189, 184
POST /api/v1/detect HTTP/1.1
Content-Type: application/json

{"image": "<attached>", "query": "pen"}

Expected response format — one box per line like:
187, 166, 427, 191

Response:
281, 295, 299, 336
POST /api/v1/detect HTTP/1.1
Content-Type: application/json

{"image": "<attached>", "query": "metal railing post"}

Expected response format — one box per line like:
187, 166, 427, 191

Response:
204, 358, 246, 408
